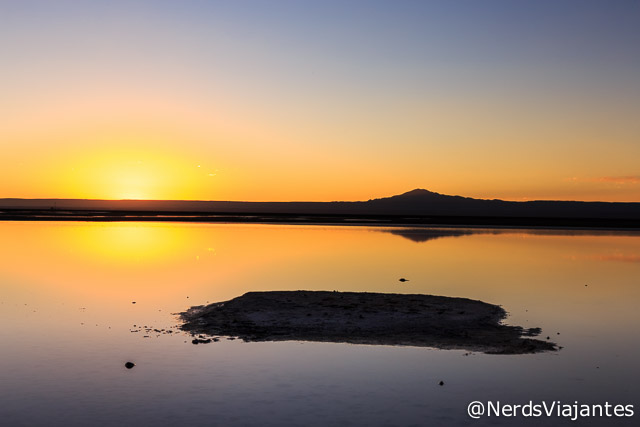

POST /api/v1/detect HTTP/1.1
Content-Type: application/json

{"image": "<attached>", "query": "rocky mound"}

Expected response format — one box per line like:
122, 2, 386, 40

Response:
180, 291, 556, 354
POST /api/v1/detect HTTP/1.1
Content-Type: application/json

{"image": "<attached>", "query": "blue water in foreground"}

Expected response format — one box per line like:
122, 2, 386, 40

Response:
0, 222, 638, 426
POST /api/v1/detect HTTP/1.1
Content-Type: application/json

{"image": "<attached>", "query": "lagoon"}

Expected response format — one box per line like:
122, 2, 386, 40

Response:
0, 222, 638, 426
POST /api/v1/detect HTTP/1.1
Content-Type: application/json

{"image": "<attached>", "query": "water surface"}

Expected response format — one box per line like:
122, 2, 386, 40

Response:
0, 222, 638, 426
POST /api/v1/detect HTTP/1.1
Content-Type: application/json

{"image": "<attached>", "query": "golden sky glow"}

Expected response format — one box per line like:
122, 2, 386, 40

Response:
1, 1, 639, 202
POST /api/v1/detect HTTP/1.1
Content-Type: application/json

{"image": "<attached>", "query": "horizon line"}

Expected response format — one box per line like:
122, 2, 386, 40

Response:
1, 189, 639, 205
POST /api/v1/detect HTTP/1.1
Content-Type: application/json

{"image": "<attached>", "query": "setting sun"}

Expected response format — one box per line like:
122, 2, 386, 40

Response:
39, 141, 222, 201
103, 160, 155, 200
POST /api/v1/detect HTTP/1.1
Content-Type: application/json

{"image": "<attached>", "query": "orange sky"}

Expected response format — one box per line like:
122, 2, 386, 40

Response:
1, 1, 639, 202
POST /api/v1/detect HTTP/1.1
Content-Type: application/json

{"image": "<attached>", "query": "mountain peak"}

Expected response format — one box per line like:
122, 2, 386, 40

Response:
397, 188, 441, 197
367, 188, 456, 203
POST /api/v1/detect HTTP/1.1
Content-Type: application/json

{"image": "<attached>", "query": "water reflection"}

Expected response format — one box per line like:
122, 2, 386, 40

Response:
380, 226, 640, 243
68, 222, 191, 264
0, 221, 638, 426
592, 254, 640, 263
382, 228, 477, 243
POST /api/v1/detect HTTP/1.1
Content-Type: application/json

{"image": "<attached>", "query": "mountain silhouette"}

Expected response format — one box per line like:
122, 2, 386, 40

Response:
363, 188, 640, 219
1, 189, 639, 223
372, 188, 466, 201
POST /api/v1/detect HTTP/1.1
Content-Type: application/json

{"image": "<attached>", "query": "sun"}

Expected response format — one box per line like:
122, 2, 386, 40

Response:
118, 190, 148, 200
56, 141, 217, 200
108, 164, 154, 200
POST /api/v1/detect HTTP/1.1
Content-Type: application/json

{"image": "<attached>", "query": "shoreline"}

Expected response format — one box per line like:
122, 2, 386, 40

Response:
1, 209, 640, 231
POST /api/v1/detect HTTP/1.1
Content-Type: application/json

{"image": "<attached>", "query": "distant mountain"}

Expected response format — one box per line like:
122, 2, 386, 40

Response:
365, 188, 640, 219
1, 189, 639, 220
371, 188, 468, 202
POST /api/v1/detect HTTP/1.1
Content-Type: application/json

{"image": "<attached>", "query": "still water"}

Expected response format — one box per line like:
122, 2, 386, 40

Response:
0, 221, 638, 426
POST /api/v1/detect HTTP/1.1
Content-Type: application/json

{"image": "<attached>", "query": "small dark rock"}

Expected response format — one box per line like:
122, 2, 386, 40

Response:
399, 278, 409, 282
125, 362, 135, 369
132, 302, 136, 304
439, 381, 444, 386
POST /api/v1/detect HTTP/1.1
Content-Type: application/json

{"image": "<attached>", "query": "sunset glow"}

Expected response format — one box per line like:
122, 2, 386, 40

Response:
2, 1, 639, 202
3, 3, 640, 425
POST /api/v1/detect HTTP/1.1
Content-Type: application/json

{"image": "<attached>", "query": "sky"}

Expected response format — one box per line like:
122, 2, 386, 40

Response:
1, 0, 639, 202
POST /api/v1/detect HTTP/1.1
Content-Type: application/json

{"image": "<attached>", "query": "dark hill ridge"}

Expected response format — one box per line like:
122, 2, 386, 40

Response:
373, 188, 469, 201
1, 189, 639, 222
366, 188, 640, 219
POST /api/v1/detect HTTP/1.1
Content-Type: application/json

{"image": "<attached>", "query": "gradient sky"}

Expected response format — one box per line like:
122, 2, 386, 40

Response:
1, 0, 639, 201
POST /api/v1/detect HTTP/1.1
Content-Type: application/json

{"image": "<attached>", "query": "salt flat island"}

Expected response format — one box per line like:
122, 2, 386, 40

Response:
180, 291, 557, 354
